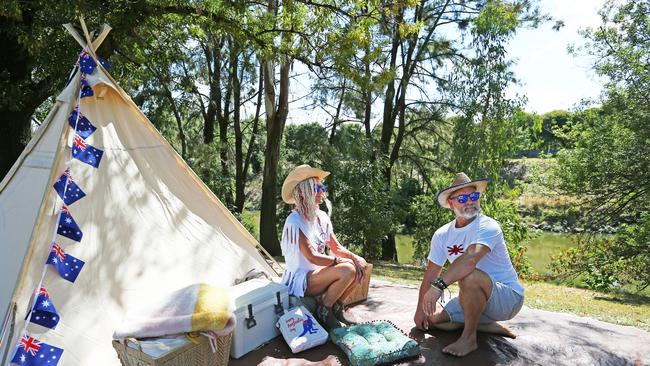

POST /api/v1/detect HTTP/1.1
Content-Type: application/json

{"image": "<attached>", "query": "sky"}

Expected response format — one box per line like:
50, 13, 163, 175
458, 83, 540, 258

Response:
507, 0, 607, 114
282, 0, 609, 125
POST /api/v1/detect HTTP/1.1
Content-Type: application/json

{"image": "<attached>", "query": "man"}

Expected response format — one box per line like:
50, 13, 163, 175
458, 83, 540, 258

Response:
414, 173, 525, 357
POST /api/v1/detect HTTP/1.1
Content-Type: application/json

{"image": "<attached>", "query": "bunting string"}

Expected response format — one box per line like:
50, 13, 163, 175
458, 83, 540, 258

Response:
10, 46, 107, 366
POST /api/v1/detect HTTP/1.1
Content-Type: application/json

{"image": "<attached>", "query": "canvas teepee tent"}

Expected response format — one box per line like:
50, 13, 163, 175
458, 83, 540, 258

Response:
0, 21, 278, 365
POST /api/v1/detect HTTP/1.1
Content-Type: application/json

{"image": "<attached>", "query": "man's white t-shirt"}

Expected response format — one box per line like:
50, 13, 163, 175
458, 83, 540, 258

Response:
427, 214, 524, 295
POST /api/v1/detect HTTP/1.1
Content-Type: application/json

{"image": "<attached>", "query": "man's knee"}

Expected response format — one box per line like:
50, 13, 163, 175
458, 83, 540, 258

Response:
458, 269, 491, 291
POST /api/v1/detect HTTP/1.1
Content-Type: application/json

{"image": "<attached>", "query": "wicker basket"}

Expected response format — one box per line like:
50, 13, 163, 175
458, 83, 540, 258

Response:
342, 263, 373, 306
112, 334, 231, 366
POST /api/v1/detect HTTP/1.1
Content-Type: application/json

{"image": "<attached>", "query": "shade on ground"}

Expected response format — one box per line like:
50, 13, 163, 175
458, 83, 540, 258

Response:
231, 281, 650, 366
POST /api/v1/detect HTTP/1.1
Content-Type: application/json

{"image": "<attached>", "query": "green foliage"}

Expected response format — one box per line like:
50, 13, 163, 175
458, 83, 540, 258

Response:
410, 175, 455, 264
481, 190, 533, 278
551, 0, 650, 290
330, 158, 397, 260
550, 213, 650, 291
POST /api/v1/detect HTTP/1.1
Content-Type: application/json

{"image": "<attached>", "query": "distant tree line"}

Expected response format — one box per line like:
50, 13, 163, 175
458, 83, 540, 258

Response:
2, 0, 551, 262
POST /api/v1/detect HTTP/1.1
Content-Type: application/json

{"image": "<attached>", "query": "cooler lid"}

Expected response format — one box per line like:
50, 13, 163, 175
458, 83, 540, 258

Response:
228, 278, 288, 308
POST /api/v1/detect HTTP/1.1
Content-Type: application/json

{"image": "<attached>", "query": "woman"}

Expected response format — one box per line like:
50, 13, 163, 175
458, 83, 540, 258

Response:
280, 164, 368, 329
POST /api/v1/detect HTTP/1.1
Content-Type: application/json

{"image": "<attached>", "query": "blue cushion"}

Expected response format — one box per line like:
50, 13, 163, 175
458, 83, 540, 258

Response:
330, 321, 420, 366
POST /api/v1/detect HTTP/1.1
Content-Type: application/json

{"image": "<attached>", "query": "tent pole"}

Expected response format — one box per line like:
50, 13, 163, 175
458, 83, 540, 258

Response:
0, 302, 16, 364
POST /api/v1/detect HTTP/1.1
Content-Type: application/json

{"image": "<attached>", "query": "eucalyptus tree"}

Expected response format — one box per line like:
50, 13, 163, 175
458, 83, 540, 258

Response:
550, 0, 650, 290
308, 0, 547, 259
0, 0, 250, 179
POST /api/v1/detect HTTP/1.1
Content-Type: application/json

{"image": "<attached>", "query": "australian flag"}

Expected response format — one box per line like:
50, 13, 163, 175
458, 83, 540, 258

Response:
80, 76, 93, 98
46, 243, 85, 283
98, 57, 110, 70
57, 206, 82, 242
11, 334, 63, 366
52, 168, 86, 206
28, 288, 59, 330
78, 51, 97, 75
71, 134, 103, 168
79, 50, 109, 74
67, 107, 96, 139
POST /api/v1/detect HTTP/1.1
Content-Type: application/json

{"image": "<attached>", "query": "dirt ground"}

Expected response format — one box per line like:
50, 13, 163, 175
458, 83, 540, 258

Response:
230, 281, 650, 366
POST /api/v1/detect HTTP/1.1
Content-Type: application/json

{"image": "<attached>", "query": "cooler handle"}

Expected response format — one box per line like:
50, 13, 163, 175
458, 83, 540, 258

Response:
245, 304, 257, 329
274, 291, 284, 315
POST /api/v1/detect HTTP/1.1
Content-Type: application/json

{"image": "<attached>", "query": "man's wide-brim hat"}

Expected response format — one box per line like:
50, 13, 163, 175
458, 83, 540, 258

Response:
436, 172, 489, 209
282, 164, 330, 204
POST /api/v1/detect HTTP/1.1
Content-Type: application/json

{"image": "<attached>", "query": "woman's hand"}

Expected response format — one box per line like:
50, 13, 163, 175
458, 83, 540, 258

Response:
350, 255, 367, 284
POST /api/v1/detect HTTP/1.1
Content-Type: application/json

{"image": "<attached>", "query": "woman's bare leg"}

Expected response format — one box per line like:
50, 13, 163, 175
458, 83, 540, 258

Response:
305, 262, 356, 307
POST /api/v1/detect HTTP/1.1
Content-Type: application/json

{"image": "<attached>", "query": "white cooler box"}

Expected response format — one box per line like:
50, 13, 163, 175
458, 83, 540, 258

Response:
228, 279, 289, 358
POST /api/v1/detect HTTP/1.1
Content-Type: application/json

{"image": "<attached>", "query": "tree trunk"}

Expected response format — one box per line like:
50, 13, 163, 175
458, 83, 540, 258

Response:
260, 47, 291, 256
164, 88, 187, 159
203, 35, 223, 144
328, 78, 346, 144
230, 39, 245, 213
238, 63, 264, 213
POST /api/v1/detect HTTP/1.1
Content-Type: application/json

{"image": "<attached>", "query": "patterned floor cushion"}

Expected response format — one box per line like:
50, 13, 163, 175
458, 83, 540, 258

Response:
329, 321, 421, 366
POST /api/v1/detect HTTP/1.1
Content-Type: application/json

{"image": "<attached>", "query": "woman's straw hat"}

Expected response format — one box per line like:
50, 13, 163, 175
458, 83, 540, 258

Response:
436, 172, 489, 209
282, 164, 330, 204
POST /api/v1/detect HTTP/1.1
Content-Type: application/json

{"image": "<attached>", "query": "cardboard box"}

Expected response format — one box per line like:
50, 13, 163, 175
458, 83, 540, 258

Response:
341, 263, 373, 306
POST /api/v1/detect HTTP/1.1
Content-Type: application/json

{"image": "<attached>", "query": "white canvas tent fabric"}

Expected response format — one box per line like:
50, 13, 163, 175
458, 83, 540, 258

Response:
0, 23, 278, 365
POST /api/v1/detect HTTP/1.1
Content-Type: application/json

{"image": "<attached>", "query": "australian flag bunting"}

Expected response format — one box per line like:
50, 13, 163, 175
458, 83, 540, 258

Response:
78, 50, 109, 75
99, 57, 110, 70
80, 75, 93, 98
52, 168, 86, 206
72, 134, 103, 168
46, 243, 85, 283
67, 107, 96, 139
78, 51, 97, 74
57, 206, 83, 242
11, 334, 63, 366
28, 288, 59, 330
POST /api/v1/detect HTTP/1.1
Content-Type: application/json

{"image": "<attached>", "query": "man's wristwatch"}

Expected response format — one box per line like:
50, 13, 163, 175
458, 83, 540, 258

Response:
431, 277, 448, 291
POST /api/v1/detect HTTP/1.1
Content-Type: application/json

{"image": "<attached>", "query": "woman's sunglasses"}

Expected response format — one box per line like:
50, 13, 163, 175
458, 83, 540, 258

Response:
449, 191, 480, 204
314, 183, 327, 193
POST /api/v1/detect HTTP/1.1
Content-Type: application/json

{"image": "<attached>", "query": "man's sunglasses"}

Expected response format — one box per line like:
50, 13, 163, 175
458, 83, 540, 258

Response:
449, 191, 480, 204
315, 183, 327, 193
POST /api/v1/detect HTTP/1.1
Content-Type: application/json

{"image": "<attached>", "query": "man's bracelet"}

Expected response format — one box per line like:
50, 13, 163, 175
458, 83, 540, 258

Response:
431, 277, 448, 291
330, 256, 339, 267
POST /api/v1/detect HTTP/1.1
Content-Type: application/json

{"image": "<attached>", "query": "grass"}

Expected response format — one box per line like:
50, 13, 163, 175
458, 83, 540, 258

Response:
371, 261, 650, 332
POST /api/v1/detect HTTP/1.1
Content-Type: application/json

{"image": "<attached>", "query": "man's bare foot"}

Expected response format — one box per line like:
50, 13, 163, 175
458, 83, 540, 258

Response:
442, 336, 478, 357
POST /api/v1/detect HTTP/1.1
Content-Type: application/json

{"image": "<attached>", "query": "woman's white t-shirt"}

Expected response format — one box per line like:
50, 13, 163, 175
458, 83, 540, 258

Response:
427, 214, 524, 295
280, 209, 333, 296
